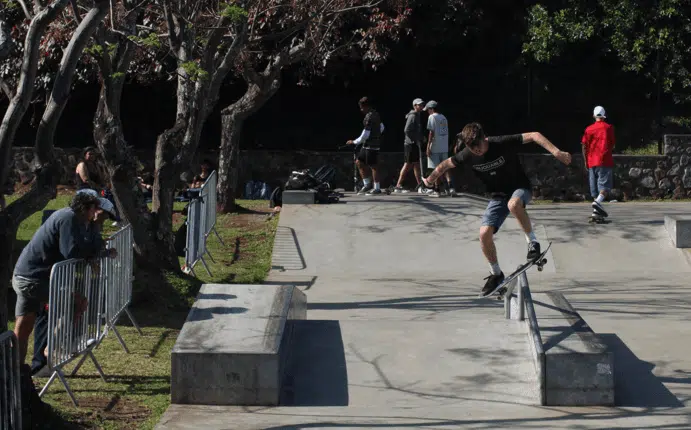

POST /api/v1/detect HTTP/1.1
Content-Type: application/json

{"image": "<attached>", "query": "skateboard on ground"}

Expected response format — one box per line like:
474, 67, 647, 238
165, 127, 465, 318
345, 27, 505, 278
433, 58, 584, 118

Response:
588, 214, 611, 224
479, 241, 552, 300
588, 203, 610, 224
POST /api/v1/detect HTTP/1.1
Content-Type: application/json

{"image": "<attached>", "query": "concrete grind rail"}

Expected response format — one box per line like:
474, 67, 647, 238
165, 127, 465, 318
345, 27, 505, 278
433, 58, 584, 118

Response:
157, 195, 691, 429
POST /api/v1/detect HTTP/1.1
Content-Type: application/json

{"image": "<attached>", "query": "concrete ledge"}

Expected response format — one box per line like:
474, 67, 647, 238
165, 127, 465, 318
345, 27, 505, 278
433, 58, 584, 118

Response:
283, 190, 316, 205
170, 284, 307, 406
533, 292, 614, 406
664, 215, 691, 248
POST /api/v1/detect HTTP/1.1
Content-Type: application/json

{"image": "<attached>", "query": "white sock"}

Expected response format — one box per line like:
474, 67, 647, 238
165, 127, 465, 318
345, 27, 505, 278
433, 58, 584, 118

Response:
363, 178, 371, 186
595, 194, 605, 204
374, 182, 380, 190
489, 262, 502, 275
525, 231, 537, 244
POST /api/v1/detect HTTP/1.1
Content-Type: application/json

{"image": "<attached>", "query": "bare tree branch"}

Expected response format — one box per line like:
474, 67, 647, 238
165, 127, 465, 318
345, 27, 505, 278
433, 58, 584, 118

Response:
17, 0, 34, 19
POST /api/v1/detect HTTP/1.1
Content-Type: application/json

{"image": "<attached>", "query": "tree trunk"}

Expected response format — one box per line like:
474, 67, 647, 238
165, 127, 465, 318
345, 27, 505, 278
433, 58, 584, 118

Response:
217, 78, 282, 213
218, 114, 244, 213
0, 0, 72, 332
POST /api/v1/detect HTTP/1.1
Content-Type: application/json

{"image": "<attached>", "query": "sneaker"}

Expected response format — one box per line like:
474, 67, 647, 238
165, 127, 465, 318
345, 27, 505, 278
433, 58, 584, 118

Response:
417, 185, 427, 194
527, 241, 541, 261
366, 188, 382, 195
393, 186, 409, 193
591, 201, 608, 217
358, 183, 373, 195
481, 272, 505, 296
429, 190, 441, 197
448, 188, 457, 197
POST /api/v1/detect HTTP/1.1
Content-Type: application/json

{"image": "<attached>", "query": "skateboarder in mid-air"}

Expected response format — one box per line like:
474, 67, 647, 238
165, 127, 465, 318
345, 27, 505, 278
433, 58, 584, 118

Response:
422, 122, 572, 296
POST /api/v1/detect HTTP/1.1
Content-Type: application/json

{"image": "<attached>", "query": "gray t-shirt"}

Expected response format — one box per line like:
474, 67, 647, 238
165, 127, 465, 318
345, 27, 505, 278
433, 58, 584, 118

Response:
13, 207, 105, 281
427, 112, 449, 153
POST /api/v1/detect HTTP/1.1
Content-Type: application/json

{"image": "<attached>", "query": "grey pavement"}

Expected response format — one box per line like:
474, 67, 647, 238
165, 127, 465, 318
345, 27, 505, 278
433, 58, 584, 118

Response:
158, 194, 691, 429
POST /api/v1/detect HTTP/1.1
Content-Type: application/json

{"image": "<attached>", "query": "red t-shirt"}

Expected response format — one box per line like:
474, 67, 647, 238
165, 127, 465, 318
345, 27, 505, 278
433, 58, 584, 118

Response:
581, 120, 615, 168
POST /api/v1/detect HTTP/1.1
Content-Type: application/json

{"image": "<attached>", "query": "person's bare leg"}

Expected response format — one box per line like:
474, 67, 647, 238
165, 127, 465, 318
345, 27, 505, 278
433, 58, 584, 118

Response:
508, 197, 533, 234
396, 163, 410, 187
412, 162, 421, 184
480, 226, 498, 264
14, 313, 37, 364
356, 160, 369, 180
371, 166, 379, 184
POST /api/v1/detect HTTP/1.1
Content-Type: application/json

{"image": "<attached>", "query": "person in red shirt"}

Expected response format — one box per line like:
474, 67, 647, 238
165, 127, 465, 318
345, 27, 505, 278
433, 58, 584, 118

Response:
581, 106, 615, 218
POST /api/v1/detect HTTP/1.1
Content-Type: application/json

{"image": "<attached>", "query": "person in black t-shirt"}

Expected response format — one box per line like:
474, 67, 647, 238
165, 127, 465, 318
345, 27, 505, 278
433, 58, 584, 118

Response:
346, 97, 385, 195
423, 122, 572, 296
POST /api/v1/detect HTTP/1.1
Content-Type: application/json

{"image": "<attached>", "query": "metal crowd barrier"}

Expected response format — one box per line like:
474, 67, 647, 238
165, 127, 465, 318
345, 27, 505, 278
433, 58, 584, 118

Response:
0, 331, 22, 430
101, 224, 142, 353
201, 170, 223, 246
40, 259, 107, 407
185, 170, 223, 276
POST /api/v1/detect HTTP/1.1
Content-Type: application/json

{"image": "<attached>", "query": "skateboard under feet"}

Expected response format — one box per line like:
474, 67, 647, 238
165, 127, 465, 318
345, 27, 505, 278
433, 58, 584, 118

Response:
480, 242, 552, 300
588, 214, 610, 224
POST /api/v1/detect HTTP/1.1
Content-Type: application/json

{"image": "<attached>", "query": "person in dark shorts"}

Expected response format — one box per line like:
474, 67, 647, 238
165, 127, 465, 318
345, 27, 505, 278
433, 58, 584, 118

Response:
346, 97, 385, 195
12, 191, 118, 367
581, 105, 615, 219
423, 122, 572, 296
394, 98, 424, 193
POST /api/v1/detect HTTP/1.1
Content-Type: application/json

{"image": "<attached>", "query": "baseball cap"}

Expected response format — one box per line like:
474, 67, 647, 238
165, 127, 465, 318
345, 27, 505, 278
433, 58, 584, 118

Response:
413, 98, 424, 107
424, 100, 437, 110
97, 197, 117, 220
593, 106, 606, 118
76, 188, 99, 197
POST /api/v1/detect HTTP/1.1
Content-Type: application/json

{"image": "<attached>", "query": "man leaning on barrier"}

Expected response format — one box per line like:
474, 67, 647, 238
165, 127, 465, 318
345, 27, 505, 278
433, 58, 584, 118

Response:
11, 191, 118, 407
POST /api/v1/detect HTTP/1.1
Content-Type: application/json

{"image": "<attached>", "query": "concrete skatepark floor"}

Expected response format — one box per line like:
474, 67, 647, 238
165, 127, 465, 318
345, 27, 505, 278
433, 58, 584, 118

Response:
157, 195, 691, 429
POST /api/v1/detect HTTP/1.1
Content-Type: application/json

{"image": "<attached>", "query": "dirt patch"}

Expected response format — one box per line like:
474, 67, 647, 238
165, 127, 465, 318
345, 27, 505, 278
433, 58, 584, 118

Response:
223, 209, 273, 229
54, 396, 150, 429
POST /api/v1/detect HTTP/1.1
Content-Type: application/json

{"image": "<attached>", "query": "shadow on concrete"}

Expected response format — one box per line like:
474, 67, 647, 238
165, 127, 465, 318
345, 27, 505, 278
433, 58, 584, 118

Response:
187, 306, 249, 321
271, 226, 307, 271
195, 293, 238, 301
307, 293, 500, 315
280, 320, 348, 407
600, 334, 685, 408
264, 276, 318, 291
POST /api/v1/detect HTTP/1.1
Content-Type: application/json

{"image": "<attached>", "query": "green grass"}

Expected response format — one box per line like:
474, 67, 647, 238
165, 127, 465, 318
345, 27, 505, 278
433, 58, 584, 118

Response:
8, 191, 278, 429
619, 141, 661, 155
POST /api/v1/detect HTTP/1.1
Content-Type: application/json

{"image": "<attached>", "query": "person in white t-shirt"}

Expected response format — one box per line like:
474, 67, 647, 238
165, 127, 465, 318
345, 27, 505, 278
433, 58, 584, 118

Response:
425, 101, 455, 196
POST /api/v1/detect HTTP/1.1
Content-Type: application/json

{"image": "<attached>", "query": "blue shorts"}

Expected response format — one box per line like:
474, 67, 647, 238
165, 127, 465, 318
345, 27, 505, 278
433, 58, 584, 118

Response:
427, 152, 447, 169
589, 166, 613, 198
481, 189, 532, 234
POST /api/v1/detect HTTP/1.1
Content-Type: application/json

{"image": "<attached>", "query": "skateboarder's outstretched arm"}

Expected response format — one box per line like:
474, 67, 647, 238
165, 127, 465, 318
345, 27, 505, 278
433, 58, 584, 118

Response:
422, 158, 456, 188
521, 132, 572, 166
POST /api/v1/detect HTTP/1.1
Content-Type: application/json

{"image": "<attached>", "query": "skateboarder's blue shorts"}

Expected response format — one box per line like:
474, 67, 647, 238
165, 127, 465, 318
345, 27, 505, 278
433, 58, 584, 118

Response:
588, 166, 613, 199
481, 188, 532, 234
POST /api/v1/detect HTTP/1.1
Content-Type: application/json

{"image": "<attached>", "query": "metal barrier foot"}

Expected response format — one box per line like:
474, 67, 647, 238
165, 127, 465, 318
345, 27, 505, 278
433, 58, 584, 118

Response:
124, 308, 144, 336
89, 351, 107, 382
212, 227, 224, 246
110, 324, 131, 354
200, 256, 212, 276
40, 369, 79, 407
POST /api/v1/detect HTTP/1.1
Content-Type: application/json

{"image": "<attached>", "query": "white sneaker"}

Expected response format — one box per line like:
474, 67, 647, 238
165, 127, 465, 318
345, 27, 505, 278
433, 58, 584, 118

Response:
448, 188, 456, 197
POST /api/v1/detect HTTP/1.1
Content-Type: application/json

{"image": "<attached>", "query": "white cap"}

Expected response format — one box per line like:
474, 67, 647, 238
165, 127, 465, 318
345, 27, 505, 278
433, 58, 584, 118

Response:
413, 98, 424, 107
97, 197, 117, 219
593, 106, 606, 118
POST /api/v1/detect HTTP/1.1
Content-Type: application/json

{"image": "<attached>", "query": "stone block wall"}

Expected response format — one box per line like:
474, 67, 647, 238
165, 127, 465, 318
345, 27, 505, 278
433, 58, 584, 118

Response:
8, 135, 691, 201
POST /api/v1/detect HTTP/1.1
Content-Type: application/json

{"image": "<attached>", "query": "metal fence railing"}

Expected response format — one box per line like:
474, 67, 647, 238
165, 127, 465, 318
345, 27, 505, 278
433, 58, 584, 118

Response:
101, 224, 142, 353
185, 170, 224, 277
1, 331, 22, 430
39, 259, 107, 407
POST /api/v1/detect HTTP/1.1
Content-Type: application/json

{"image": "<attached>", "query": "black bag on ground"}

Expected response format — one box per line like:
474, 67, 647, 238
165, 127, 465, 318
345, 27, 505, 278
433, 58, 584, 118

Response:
279, 167, 339, 205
